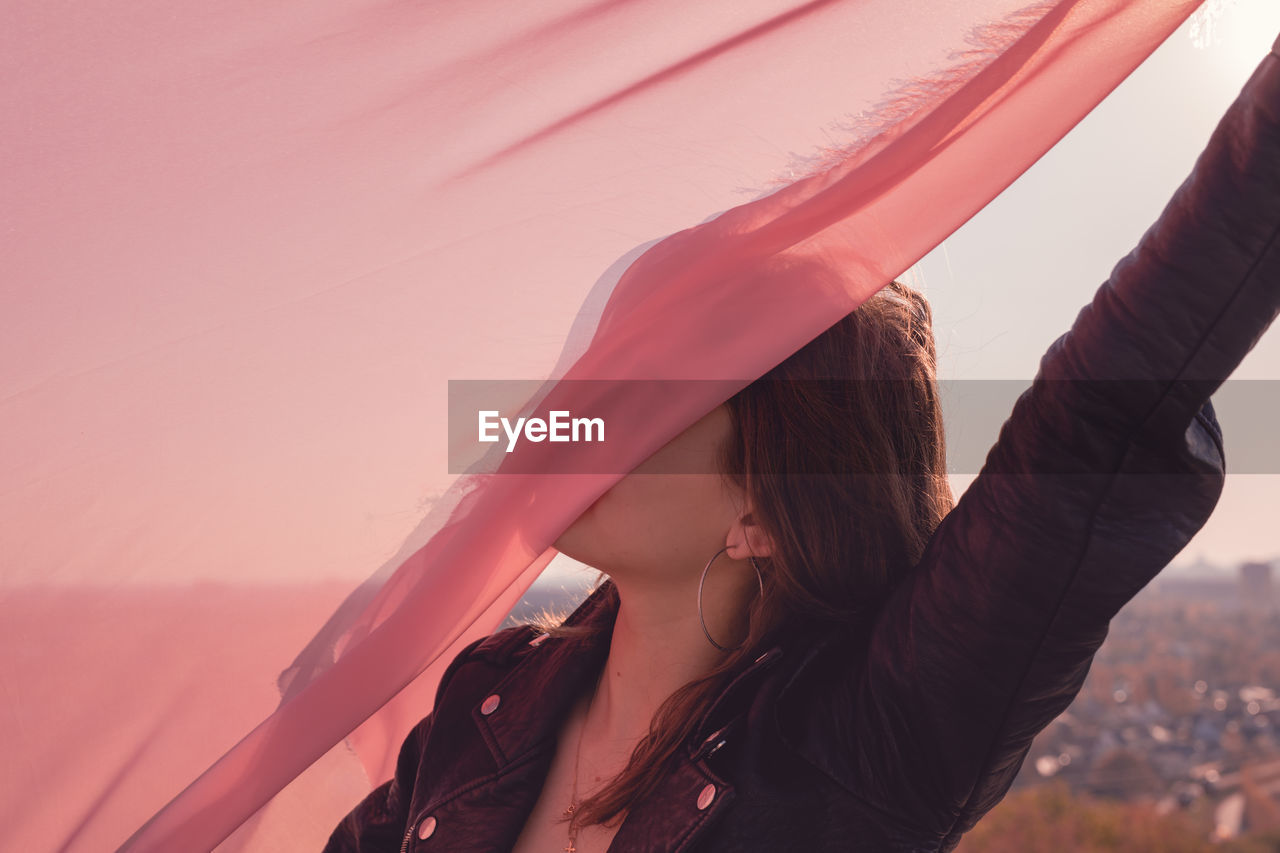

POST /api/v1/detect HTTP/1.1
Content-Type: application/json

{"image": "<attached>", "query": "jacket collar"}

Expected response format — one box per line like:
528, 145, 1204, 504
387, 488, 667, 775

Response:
469, 582, 615, 767
442, 580, 843, 853
470, 579, 834, 770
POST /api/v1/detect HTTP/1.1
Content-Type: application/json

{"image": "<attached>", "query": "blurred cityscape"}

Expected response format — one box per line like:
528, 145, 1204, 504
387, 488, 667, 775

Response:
502, 557, 1280, 850
971, 558, 1280, 851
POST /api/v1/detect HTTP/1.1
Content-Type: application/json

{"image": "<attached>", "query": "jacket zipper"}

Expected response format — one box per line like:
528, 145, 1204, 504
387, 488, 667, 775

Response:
403, 803, 437, 852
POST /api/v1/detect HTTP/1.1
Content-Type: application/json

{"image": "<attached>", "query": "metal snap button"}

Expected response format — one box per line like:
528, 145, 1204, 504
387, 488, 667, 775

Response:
697, 783, 716, 810
417, 815, 437, 839
480, 693, 501, 715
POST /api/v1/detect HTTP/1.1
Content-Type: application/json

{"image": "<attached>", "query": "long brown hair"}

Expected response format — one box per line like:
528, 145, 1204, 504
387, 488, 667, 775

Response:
524, 275, 955, 829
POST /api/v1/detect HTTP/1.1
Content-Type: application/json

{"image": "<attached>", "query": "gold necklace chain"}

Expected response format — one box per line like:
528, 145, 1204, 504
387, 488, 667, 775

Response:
563, 670, 602, 853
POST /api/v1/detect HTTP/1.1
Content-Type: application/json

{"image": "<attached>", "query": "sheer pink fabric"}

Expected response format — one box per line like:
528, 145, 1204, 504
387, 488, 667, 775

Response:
1, 1, 1212, 851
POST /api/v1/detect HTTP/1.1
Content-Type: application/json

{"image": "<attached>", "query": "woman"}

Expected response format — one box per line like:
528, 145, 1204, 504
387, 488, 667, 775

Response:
324, 32, 1280, 853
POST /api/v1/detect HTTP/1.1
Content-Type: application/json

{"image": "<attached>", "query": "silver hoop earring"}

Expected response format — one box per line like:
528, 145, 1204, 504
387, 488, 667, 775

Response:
698, 545, 765, 652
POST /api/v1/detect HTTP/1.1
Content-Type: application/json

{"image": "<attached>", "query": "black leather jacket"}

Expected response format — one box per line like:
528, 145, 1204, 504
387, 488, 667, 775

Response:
324, 34, 1280, 853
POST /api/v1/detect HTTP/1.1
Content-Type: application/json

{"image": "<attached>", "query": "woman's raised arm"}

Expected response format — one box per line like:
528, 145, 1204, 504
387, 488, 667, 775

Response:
792, 32, 1280, 851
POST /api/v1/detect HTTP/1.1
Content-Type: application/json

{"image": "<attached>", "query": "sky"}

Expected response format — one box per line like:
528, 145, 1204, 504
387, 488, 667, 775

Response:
543, 0, 1280, 587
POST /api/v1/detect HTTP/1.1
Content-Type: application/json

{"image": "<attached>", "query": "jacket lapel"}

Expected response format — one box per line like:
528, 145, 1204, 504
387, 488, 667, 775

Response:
444, 582, 832, 852
471, 584, 615, 768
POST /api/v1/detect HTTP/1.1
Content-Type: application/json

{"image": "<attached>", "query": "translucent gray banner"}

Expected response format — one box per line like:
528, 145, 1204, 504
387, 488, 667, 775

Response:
447, 379, 1277, 475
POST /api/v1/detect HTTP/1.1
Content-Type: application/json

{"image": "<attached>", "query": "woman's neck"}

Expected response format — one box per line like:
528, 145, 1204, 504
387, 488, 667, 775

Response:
583, 571, 755, 750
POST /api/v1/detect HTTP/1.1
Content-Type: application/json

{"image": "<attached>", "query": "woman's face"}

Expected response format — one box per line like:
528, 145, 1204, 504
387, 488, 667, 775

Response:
553, 404, 753, 587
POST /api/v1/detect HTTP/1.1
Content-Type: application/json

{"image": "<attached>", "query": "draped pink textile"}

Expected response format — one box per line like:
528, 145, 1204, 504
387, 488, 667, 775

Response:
0, 1, 1215, 851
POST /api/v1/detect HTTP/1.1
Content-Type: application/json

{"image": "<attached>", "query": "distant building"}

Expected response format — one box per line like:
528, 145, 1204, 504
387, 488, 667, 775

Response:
1240, 561, 1275, 614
